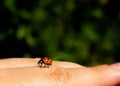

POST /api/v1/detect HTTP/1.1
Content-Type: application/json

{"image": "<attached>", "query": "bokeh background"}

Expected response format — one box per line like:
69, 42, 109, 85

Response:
0, 0, 120, 66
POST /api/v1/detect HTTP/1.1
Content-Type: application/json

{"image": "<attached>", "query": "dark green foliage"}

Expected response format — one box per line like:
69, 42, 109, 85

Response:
0, 0, 120, 65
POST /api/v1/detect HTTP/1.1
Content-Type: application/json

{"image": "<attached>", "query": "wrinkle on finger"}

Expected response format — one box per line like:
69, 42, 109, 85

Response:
0, 66, 69, 86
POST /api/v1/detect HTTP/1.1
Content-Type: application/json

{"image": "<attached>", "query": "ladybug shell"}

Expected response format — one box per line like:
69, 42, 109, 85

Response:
41, 57, 52, 65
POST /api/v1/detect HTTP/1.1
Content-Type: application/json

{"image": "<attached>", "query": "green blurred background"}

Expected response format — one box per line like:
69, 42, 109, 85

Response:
0, 0, 120, 66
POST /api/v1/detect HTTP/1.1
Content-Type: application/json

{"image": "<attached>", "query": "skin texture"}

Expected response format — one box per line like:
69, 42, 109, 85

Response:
0, 58, 120, 86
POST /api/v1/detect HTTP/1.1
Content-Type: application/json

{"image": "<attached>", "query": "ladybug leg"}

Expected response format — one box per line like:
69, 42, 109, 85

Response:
46, 64, 50, 68
44, 64, 46, 68
38, 60, 43, 68
44, 64, 49, 68
38, 63, 42, 67
46, 64, 48, 68
40, 63, 42, 68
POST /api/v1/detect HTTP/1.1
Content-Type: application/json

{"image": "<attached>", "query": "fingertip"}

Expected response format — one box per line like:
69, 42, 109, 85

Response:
91, 64, 120, 85
110, 63, 120, 71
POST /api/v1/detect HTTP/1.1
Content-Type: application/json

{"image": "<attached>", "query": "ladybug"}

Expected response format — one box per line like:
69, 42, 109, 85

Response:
38, 57, 52, 68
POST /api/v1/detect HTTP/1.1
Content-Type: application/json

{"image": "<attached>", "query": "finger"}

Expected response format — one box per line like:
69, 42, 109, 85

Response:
67, 64, 120, 86
0, 58, 83, 69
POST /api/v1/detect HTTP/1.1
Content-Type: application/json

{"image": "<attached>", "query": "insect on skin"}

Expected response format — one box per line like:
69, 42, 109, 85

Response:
38, 57, 52, 68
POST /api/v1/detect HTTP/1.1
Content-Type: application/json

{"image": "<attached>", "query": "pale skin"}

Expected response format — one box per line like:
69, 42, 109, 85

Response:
0, 58, 120, 86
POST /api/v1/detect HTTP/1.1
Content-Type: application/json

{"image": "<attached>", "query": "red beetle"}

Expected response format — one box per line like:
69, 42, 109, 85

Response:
38, 57, 52, 68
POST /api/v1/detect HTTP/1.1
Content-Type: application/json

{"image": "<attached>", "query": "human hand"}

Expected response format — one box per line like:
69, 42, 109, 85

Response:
0, 58, 120, 86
